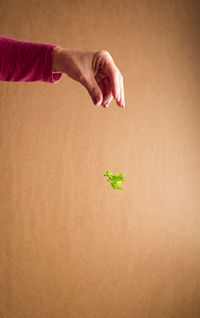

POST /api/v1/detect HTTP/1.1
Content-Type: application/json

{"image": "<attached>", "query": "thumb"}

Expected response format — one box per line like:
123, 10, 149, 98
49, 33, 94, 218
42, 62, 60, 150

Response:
83, 76, 103, 106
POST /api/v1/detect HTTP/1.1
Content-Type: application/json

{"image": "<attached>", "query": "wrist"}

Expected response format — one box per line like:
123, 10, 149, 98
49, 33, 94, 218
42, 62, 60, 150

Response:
52, 47, 62, 73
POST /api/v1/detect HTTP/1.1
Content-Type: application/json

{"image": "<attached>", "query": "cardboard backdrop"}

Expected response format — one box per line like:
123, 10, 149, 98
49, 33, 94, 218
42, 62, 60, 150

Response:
1, 0, 200, 317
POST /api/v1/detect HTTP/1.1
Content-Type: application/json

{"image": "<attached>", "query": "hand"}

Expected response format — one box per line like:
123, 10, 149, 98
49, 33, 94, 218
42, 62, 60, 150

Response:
52, 47, 125, 108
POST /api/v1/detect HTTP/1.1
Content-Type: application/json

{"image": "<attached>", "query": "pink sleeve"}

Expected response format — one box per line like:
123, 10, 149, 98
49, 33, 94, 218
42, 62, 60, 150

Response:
0, 35, 62, 84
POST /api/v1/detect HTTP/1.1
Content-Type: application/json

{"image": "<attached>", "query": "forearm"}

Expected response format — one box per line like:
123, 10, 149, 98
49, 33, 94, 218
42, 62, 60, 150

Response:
0, 35, 62, 83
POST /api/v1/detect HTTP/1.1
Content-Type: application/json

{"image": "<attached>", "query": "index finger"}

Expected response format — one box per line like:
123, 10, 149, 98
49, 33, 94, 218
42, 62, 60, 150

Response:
105, 55, 125, 107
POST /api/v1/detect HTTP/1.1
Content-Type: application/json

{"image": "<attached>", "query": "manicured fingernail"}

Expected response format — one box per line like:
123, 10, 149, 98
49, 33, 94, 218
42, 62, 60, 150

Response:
93, 96, 100, 105
117, 94, 120, 103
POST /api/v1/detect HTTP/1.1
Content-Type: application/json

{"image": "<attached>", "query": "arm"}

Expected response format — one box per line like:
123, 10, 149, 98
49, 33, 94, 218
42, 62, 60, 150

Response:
0, 35, 62, 83
0, 35, 125, 108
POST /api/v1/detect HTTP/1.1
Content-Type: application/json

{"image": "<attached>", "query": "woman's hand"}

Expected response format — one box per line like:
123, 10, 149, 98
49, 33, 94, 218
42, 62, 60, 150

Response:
52, 47, 125, 108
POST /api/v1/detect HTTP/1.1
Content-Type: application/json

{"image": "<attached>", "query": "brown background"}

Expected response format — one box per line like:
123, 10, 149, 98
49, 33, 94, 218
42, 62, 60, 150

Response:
1, 0, 200, 317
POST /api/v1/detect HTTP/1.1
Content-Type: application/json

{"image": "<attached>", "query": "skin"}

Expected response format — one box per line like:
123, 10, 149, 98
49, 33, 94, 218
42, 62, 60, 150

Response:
52, 47, 125, 108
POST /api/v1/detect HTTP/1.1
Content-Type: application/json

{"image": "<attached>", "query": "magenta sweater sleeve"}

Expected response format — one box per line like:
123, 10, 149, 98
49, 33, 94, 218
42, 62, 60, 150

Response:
0, 35, 62, 84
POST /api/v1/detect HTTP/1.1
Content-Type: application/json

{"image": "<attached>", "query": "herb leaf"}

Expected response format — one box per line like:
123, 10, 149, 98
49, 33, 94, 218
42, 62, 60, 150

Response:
104, 171, 126, 190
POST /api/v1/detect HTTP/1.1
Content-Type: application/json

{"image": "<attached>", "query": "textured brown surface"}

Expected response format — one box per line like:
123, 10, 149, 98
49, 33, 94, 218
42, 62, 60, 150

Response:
1, 0, 200, 317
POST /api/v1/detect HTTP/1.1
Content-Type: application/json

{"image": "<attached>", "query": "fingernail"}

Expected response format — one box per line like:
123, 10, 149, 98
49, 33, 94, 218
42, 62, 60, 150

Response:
117, 94, 120, 103
105, 101, 110, 108
93, 96, 100, 105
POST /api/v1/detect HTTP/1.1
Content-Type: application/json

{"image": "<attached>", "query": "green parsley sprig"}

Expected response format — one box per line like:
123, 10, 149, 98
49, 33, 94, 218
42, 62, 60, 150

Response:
104, 170, 127, 190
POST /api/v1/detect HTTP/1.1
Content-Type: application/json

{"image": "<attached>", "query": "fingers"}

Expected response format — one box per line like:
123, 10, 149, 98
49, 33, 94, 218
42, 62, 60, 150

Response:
68, 49, 125, 109
101, 77, 113, 108
92, 50, 125, 108
94, 70, 124, 109
104, 57, 125, 108
119, 75, 125, 107
81, 75, 103, 106
109, 68, 125, 108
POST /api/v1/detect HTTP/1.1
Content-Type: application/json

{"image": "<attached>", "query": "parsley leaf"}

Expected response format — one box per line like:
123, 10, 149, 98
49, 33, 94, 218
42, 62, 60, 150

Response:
104, 171, 126, 190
